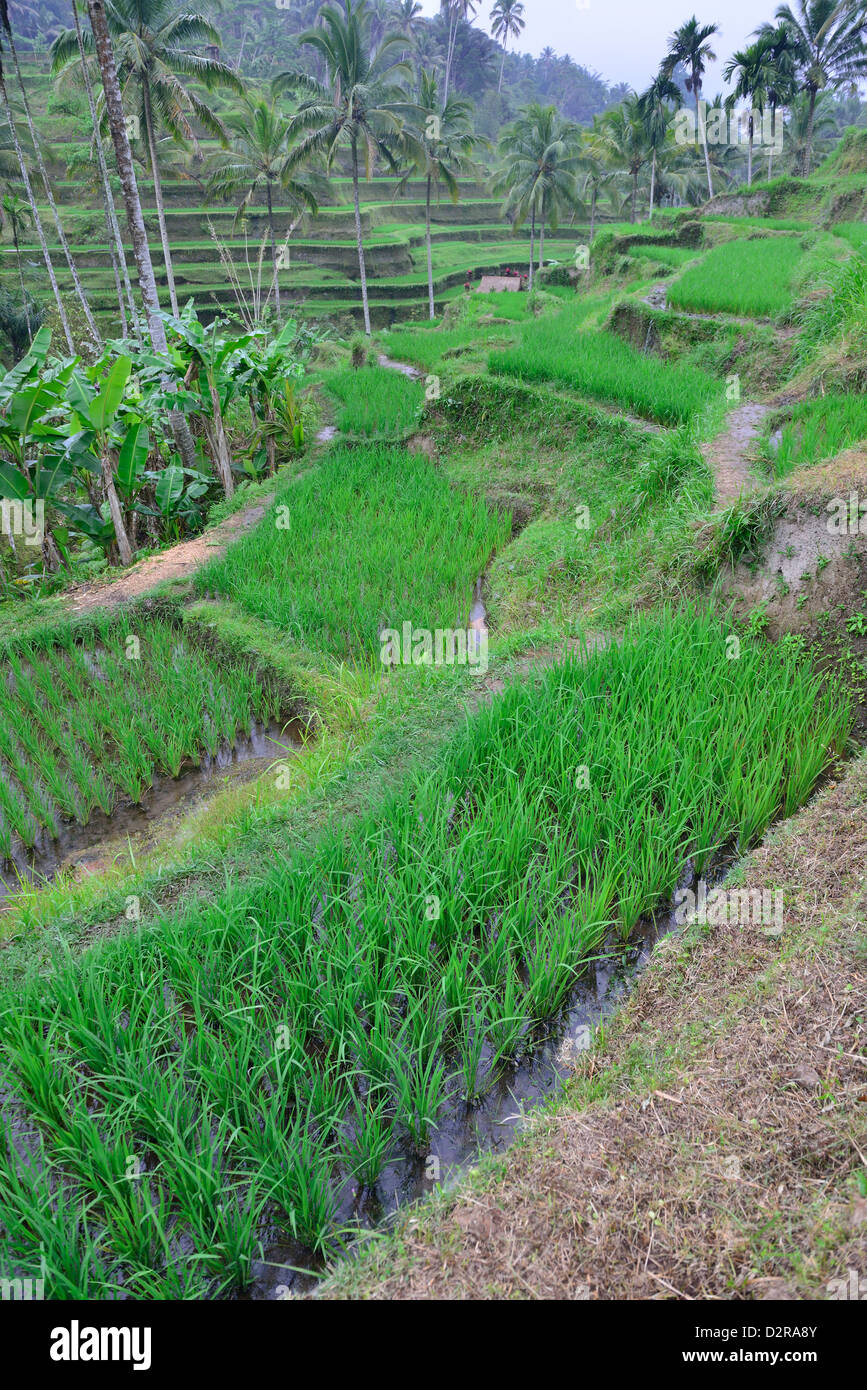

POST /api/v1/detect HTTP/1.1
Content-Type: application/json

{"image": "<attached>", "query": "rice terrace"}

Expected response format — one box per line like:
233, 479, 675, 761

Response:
0, 0, 864, 1339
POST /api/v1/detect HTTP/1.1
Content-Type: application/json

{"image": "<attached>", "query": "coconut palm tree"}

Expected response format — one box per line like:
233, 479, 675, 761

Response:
603, 95, 653, 224
400, 69, 478, 319
753, 21, 798, 179
770, 0, 867, 175
489, 0, 524, 94
84, 0, 200, 481
723, 40, 775, 185
208, 97, 321, 317
578, 116, 615, 241
494, 103, 581, 285
442, 0, 477, 102
661, 15, 720, 199
638, 71, 680, 218
1, 190, 34, 342
273, 0, 413, 336
53, 0, 244, 317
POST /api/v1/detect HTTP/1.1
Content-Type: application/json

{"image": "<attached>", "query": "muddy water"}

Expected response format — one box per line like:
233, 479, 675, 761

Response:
0, 719, 304, 900
248, 852, 730, 1298
376, 353, 422, 380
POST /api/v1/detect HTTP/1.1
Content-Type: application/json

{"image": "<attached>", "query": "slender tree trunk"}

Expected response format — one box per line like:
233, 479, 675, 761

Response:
351, 142, 371, 336
631, 168, 637, 223
649, 149, 656, 221
71, 0, 137, 337
589, 184, 597, 242
538, 219, 544, 270
142, 72, 179, 316
528, 204, 535, 289
0, 73, 74, 352
443, 14, 456, 103
13, 231, 32, 345
803, 88, 817, 177
747, 117, 753, 186
425, 173, 434, 320
7, 26, 101, 346
498, 43, 506, 94
695, 90, 713, 199
206, 372, 234, 497
266, 179, 280, 316
101, 444, 133, 565
768, 104, 775, 180
86, 1, 196, 472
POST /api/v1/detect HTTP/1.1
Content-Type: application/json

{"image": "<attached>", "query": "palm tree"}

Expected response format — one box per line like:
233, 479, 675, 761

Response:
53, 0, 244, 317
273, 0, 413, 336
442, 0, 477, 102
494, 103, 581, 286
1, 190, 34, 342
771, 1, 867, 175
208, 97, 321, 317
661, 15, 720, 199
490, 0, 524, 94
753, 21, 798, 178
578, 117, 614, 242
603, 95, 653, 223
85, 0, 200, 482
724, 40, 774, 185
401, 69, 477, 319
638, 71, 680, 219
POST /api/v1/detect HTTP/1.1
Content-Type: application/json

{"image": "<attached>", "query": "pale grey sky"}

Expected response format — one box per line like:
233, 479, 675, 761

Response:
416, 0, 789, 94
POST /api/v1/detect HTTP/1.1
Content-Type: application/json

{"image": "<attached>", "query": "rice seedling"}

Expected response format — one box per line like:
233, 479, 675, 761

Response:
324, 365, 423, 438
490, 307, 718, 425
0, 620, 284, 854
667, 235, 803, 318
758, 392, 867, 479
196, 444, 512, 660
0, 606, 851, 1293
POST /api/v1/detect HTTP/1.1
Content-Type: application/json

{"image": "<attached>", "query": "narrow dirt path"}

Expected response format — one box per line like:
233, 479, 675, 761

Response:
703, 401, 771, 508
65, 496, 272, 615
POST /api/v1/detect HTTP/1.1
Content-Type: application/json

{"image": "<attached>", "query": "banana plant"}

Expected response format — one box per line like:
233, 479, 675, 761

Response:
156, 304, 257, 499
240, 318, 306, 476
64, 354, 137, 565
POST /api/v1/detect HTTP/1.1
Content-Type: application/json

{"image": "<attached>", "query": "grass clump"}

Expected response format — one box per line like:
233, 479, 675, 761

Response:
758, 392, 867, 478
668, 235, 803, 318
195, 443, 511, 661
324, 366, 423, 439
490, 303, 718, 425
0, 605, 851, 1295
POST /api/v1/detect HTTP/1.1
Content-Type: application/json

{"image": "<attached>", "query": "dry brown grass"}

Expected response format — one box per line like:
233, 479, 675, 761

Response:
318, 756, 867, 1300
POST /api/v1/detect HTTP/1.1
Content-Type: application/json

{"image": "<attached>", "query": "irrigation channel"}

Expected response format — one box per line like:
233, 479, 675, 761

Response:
0, 718, 303, 900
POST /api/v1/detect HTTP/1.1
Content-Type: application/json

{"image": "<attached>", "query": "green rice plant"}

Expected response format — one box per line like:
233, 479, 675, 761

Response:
0, 606, 852, 1291
324, 365, 423, 438
196, 444, 512, 660
759, 392, 867, 478
667, 235, 803, 318
490, 306, 717, 425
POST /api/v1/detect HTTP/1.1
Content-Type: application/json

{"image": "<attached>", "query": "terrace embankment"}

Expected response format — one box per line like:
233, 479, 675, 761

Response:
317, 748, 867, 1301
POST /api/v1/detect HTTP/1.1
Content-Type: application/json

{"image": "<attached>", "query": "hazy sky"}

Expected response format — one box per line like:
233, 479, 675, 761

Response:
416, 1, 788, 94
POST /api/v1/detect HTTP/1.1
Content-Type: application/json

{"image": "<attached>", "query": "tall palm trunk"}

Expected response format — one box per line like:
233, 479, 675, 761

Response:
86, 1, 198, 477
631, 167, 638, 222
538, 218, 544, 270
141, 71, 179, 316
71, 0, 137, 337
649, 149, 656, 221
528, 203, 535, 289
695, 89, 713, 199
425, 173, 434, 321
101, 443, 132, 565
12, 228, 32, 345
767, 103, 776, 180
443, 13, 457, 103
6, 24, 101, 346
803, 88, 817, 176
589, 183, 597, 242
266, 179, 280, 316
351, 141, 371, 336
0, 69, 74, 352
747, 116, 753, 185
498, 44, 506, 94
